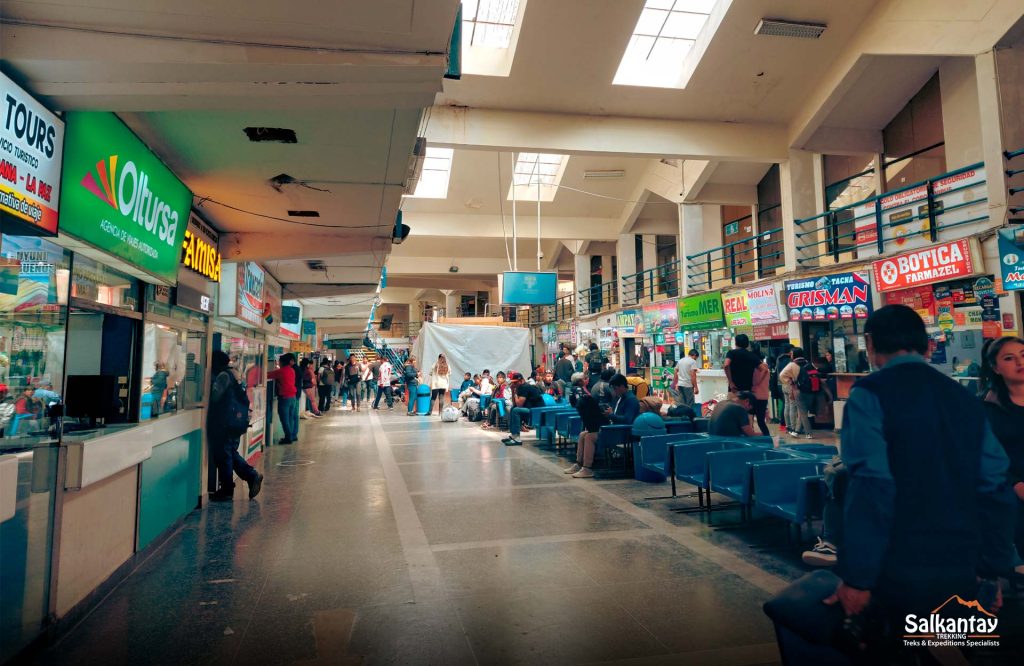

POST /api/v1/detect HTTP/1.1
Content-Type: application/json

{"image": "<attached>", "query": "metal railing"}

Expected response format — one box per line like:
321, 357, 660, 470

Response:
794, 162, 988, 266
525, 293, 575, 324
621, 260, 681, 305
685, 227, 784, 292
578, 281, 618, 316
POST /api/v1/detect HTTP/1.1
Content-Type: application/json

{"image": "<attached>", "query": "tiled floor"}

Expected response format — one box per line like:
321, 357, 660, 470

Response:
35, 408, 827, 665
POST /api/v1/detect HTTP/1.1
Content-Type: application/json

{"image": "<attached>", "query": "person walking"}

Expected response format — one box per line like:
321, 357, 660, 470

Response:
428, 353, 451, 416
778, 348, 813, 439
366, 356, 381, 408
267, 353, 299, 444
672, 348, 700, 408
344, 355, 362, 412
299, 359, 321, 418
403, 356, 420, 416
554, 348, 575, 386
333, 359, 345, 407
373, 357, 395, 409
750, 348, 771, 437
824, 305, 1013, 657
208, 350, 263, 501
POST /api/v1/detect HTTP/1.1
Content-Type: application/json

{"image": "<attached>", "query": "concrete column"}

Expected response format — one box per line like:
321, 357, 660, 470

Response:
616, 234, 637, 305
441, 290, 458, 317
573, 253, 591, 318
601, 254, 615, 309
977, 50, 1009, 226
678, 204, 705, 295
641, 234, 658, 299
779, 149, 819, 271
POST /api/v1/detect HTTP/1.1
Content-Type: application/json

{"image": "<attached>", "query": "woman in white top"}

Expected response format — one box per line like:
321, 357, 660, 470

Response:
428, 354, 451, 416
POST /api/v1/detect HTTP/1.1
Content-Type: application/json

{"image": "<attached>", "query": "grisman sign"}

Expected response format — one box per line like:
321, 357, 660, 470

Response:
902, 595, 999, 649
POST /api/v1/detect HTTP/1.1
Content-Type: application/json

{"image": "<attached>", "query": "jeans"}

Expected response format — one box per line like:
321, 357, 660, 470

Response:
509, 406, 531, 436
752, 398, 770, 436
213, 435, 257, 492
347, 381, 362, 408
406, 381, 418, 414
785, 392, 813, 435
277, 396, 299, 441
821, 458, 847, 545
373, 384, 394, 408
675, 386, 695, 408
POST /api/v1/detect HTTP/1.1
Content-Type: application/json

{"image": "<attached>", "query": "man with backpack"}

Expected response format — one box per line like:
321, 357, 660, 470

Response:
403, 356, 420, 416
317, 358, 334, 413
778, 347, 816, 439
209, 350, 263, 501
267, 353, 299, 445
584, 342, 605, 391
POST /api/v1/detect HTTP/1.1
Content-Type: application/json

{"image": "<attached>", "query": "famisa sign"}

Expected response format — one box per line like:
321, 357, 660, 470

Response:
59, 112, 191, 283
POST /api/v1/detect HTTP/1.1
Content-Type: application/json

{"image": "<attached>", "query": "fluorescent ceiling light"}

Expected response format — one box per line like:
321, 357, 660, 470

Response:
508, 152, 568, 202
583, 170, 625, 179
613, 0, 718, 89
463, 0, 522, 49
405, 147, 454, 199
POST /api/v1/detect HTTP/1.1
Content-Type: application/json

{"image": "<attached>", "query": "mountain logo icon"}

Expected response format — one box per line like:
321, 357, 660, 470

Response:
931, 595, 995, 618
81, 155, 120, 209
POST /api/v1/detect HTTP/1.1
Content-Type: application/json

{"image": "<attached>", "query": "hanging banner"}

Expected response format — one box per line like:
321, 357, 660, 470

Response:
639, 299, 678, 335
784, 272, 873, 321
872, 239, 979, 292
722, 284, 783, 328
998, 226, 1024, 291
1, 72, 65, 235
677, 291, 725, 331
261, 272, 282, 332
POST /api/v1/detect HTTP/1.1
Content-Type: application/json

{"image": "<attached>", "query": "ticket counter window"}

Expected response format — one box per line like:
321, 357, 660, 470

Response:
0, 234, 70, 442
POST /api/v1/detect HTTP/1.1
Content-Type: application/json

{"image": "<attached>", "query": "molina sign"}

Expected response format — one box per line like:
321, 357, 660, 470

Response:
784, 272, 872, 321
872, 239, 978, 292
1, 72, 65, 235
60, 112, 192, 283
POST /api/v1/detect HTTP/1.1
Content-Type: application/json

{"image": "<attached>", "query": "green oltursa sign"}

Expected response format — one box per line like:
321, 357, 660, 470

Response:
59, 112, 192, 283
678, 291, 725, 331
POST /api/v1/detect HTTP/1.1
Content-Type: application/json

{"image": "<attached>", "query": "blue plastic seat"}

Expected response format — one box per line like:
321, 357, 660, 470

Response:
665, 420, 694, 434
555, 411, 573, 444
707, 448, 803, 508
672, 438, 750, 510
781, 443, 838, 458
752, 460, 827, 534
692, 417, 710, 433
594, 425, 633, 473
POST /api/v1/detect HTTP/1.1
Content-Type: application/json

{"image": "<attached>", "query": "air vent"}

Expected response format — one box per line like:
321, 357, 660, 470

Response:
288, 210, 320, 217
583, 170, 625, 180
306, 260, 326, 271
243, 127, 298, 143
754, 19, 826, 39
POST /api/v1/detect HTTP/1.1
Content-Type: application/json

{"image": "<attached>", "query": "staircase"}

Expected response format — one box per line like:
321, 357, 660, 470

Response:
364, 328, 404, 370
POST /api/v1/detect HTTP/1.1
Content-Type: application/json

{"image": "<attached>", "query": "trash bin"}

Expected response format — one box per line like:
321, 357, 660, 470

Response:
416, 383, 432, 415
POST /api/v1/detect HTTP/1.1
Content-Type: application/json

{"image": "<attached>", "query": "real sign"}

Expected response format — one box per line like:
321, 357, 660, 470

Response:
1, 72, 64, 235
60, 113, 192, 282
784, 272, 873, 321
872, 239, 977, 292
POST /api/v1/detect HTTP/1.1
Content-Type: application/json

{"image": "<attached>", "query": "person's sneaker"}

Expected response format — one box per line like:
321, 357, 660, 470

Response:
247, 473, 264, 499
299, 413, 309, 420
572, 467, 595, 479
801, 538, 838, 567
502, 437, 522, 446
801, 433, 813, 439
564, 463, 582, 475
210, 490, 233, 502
277, 438, 293, 445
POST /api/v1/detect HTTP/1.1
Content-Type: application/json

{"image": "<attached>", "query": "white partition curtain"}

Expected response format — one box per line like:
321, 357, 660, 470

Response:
411, 322, 531, 382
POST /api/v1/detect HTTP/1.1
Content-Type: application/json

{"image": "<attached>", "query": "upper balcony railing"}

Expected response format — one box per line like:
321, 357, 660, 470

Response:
794, 162, 988, 266
621, 260, 681, 305
528, 293, 576, 324
685, 227, 784, 292
578, 281, 618, 317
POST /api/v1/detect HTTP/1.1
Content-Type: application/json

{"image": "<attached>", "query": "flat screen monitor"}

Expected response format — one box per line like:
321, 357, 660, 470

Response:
64, 375, 119, 427
499, 271, 557, 306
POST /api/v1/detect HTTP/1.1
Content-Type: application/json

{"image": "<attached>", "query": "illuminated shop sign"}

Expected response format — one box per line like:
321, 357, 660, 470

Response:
180, 214, 221, 281
784, 272, 873, 321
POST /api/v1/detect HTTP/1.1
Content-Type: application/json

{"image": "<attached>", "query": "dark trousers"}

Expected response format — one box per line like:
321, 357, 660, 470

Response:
318, 386, 332, 413
509, 406, 531, 436
373, 384, 394, 408
277, 396, 298, 441
213, 435, 257, 492
752, 398, 770, 436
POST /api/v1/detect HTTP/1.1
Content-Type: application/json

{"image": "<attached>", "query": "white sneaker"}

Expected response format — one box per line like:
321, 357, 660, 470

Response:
564, 463, 582, 475
801, 538, 838, 567
801, 434, 813, 439
299, 413, 309, 420
572, 467, 595, 479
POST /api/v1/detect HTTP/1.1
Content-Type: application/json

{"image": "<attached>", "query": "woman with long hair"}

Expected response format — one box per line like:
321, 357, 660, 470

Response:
345, 354, 362, 412
980, 335, 1024, 577
429, 353, 451, 416
299, 358, 321, 418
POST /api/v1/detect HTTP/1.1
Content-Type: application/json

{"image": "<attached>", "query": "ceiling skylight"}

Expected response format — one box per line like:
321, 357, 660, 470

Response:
406, 147, 454, 199
613, 0, 718, 89
508, 152, 568, 202
463, 0, 522, 49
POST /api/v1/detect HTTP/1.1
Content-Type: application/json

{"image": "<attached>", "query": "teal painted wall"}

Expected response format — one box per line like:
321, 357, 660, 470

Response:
137, 430, 202, 550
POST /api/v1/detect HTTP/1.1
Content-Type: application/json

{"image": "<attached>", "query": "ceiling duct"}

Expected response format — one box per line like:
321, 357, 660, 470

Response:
754, 19, 826, 39
403, 137, 428, 195
583, 170, 626, 179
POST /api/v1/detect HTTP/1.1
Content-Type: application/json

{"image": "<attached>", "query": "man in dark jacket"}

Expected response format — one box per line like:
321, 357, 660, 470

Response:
554, 348, 576, 385
604, 373, 639, 425
826, 305, 1013, 650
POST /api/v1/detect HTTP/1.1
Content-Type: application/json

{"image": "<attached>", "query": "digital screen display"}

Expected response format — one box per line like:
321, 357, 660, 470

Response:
500, 271, 557, 306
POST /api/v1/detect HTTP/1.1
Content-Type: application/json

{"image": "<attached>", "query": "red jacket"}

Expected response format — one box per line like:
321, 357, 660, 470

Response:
267, 366, 297, 398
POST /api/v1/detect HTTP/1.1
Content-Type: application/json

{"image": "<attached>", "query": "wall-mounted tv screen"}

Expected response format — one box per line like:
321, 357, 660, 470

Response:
499, 271, 557, 306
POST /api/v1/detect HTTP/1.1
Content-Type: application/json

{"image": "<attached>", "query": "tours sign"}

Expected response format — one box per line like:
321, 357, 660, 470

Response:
677, 291, 725, 331
1, 72, 64, 235
60, 112, 192, 283
872, 239, 978, 292
784, 272, 872, 321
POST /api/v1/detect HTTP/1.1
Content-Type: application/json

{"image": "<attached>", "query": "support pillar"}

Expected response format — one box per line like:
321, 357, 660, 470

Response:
678, 204, 704, 296
441, 290, 458, 318
977, 50, 1010, 226
573, 253, 591, 318
616, 234, 637, 305
779, 149, 819, 271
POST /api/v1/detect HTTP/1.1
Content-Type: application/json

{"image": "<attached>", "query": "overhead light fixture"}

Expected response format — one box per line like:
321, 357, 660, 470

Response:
288, 210, 320, 217
449, 265, 459, 273
754, 19, 826, 39
392, 210, 411, 245
583, 170, 626, 180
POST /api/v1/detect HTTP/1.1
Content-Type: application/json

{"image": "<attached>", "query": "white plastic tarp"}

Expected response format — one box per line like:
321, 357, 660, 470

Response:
412, 322, 531, 382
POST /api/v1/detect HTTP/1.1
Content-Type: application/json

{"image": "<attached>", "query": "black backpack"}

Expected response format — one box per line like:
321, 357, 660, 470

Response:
215, 371, 251, 438
796, 362, 821, 394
